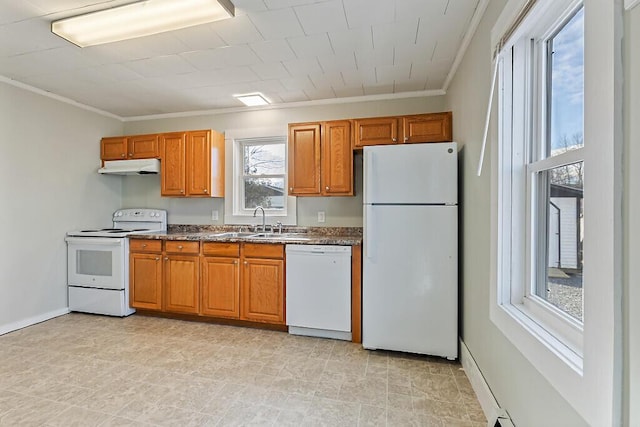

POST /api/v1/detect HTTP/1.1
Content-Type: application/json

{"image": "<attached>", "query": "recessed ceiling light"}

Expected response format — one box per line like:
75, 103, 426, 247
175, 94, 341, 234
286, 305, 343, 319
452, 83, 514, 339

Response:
51, 0, 235, 48
234, 93, 270, 107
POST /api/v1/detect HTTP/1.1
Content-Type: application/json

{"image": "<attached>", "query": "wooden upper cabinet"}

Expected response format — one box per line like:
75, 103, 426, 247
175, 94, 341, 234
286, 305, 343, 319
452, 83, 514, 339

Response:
161, 130, 224, 198
353, 117, 399, 148
288, 123, 321, 196
160, 132, 187, 196
101, 135, 159, 161
402, 112, 452, 143
186, 130, 224, 197
288, 121, 354, 197
101, 137, 127, 160
322, 120, 353, 196
186, 130, 210, 196
128, 134, 159, 159
353, 112, 453, 148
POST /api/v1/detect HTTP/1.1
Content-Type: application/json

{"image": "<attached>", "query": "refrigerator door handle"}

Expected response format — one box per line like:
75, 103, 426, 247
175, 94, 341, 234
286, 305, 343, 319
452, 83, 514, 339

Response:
364, 150, 374, 204
364, 204, 375, 259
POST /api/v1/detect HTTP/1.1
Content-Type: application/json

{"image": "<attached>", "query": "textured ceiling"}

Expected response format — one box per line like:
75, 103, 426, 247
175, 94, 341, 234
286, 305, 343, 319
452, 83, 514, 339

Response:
0, 0, 484, 118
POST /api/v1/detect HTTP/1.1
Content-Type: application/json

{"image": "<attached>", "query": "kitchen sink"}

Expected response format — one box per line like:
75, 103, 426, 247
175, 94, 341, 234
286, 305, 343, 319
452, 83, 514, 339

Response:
250, 233, 312, 241
208, 232, 257, 238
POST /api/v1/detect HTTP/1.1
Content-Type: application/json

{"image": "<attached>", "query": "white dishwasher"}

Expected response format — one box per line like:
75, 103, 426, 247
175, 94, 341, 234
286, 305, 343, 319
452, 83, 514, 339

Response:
286, 245, 352, 341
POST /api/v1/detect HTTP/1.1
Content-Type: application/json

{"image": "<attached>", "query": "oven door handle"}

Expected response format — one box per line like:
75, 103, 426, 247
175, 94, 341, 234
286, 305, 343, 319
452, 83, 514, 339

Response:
65, 237, 124, 246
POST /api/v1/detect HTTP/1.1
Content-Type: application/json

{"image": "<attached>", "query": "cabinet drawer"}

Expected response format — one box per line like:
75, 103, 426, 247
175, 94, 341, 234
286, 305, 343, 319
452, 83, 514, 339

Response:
130, 239, 162, 253
165, 241, 200, 254
202, 242, 240, 257
243, 243, 284, 259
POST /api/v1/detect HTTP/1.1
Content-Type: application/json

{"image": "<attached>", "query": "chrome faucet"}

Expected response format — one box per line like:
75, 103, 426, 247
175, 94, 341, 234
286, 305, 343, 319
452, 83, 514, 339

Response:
253, 206, 266, 232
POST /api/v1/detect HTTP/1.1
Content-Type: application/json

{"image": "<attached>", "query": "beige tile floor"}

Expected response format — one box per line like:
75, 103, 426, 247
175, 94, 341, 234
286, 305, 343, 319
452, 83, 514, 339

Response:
0, 314, 486, 426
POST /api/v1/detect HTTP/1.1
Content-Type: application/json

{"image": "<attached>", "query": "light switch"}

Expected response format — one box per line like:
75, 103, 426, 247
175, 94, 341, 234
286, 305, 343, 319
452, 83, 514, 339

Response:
211, 210, 219, 221
318, 211, 325, 223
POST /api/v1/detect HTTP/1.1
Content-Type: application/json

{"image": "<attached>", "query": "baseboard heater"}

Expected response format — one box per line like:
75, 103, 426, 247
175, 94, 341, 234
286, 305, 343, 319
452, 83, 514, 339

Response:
493, 409, 515, 427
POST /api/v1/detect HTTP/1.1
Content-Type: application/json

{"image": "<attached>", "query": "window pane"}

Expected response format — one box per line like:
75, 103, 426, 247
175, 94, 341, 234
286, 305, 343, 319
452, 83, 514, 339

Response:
536, 161, 584, 321
244, 144, 285, 176
548, 7, 584, 157
244, 178, 285, 209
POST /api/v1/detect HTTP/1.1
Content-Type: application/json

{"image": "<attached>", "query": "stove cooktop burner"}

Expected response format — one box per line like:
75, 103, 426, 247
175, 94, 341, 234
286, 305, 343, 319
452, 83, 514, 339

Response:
70, 228, 153, 237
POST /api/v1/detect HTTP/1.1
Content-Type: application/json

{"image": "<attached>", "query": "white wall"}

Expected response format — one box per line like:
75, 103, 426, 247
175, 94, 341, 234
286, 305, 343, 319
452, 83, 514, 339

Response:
444, 0, 587, 425
121, 97, 445, 226
624, 5, 639, 426
0, 81, 123, 332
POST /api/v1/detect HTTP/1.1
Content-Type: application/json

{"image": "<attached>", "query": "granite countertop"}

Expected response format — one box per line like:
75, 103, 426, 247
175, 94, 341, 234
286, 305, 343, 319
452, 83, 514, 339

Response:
130, 225, 362, 246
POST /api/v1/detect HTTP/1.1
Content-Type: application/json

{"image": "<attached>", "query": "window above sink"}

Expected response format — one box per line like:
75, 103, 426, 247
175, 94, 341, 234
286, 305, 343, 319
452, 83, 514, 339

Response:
223, 127, 297, 227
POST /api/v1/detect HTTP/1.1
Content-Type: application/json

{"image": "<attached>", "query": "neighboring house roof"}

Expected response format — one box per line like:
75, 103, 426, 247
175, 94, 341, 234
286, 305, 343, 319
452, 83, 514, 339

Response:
551, 183, 584, 198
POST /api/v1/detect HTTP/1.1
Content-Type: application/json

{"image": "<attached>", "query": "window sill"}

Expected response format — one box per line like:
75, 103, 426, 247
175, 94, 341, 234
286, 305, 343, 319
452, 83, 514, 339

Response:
493, 300, 583, 375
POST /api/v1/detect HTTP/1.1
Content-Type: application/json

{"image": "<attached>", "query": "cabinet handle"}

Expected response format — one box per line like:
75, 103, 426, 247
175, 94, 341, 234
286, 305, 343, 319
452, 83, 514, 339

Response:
392, 138, 397, 142
142, 244, 147, 248
233, 260, 238, 265
204, 189, 208, 193
244, 261, 248, 265
289, 187, 293, 191
128, 153, 133, 156
121, 153, 126, 157
177, 245, 183, 250
325, 186, 330, 190
404, 137, 409, 142
154, 257, 159, 261
180, 190, 184, 194
164, 257, 169, 261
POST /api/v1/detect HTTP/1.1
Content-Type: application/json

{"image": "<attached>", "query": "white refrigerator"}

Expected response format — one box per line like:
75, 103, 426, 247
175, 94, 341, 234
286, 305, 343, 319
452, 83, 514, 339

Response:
362, 142, 458, 359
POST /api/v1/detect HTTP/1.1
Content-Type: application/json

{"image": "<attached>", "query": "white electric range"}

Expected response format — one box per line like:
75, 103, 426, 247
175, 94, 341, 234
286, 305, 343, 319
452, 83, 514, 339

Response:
65, 209, 167, 317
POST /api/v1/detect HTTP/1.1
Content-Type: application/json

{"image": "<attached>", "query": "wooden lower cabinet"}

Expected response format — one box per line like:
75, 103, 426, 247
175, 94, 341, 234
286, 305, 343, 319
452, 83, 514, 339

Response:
241, 257, 285, 324
164, 254, 200, 314
201, 256, 240, 318
130, 240, 285, 326
130, 252, 163, 311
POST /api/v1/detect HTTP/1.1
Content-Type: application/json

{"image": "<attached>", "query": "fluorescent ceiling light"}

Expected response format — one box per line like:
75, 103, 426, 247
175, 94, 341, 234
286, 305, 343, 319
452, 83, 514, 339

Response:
235, 93, 270, 107
51, 0, 235, 47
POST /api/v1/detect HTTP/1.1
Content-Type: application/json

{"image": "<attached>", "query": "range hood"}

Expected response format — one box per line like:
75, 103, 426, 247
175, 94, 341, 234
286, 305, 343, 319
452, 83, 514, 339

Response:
98, 159, 160, 175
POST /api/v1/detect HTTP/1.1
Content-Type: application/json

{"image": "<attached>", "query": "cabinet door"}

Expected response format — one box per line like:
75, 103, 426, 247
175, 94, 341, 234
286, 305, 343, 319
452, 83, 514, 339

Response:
161, 132, 186, 196
101, 137, 127, 160
402, 112, 452, 143
130, 253, 163, 310
201, 257, 240, 318
241, 258, 284, 324
164, 255, 199, 314
186, 130, 211, 196
288, 123, 321, 196
128, 134, 159, 159
353, 117, 399, 148
322, 120, 354, 196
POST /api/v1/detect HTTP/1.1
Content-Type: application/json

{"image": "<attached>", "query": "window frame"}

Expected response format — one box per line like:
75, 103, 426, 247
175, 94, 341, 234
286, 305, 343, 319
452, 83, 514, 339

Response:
224, 127, 297, 226
489, 0, 622, 424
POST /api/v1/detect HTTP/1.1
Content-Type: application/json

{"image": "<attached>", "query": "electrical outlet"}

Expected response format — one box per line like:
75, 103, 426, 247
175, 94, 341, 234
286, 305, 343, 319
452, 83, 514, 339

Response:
211, 210, 219, 221
317, 211, 325, 223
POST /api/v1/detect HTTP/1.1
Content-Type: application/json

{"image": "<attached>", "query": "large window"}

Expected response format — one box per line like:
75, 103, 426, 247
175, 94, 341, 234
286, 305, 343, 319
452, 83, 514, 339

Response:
530, 8, 584, 322
239, 138, 286, 212
224, 128, 297, 226
496, 1, 585, 358
490, 0, 621, 424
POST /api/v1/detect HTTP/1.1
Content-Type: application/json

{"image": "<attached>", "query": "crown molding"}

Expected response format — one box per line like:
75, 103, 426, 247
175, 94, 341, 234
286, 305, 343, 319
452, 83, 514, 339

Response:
121, 89, 447, 122
0, 75, 122, 120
